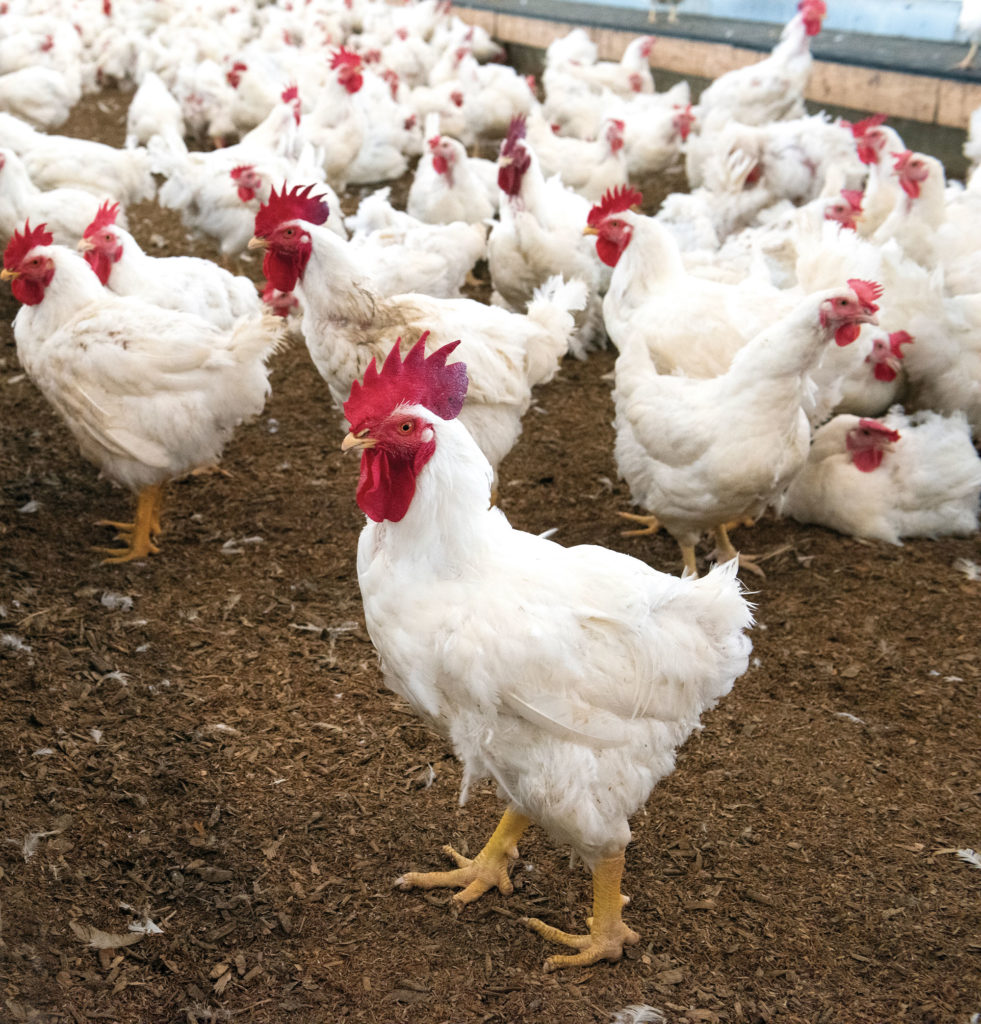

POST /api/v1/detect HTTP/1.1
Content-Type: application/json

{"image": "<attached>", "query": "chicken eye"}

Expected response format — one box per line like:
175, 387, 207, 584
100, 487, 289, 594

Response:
399, 421, 413, 433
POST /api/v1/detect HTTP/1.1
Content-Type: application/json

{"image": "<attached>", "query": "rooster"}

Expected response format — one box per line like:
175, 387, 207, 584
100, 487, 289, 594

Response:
78, 201, 261, 329
341, 338, 753, 970
779, 409, 981, 544
249, 185, 585, 474
1, 222, 284, 563
612, 281, 881, 575
488, 116, 605, 358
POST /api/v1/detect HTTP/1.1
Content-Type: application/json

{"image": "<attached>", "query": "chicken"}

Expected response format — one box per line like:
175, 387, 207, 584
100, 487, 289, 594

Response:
78, 201, 261, 330
526, 115, 629, 204
0, 147, 126, 247
589, 187, 800, 377
559, 35, 656, 98
694, 0, 825, 130
341, 337, 753, 970
345, 194, 488, 299
406, 120, 497, 225
125, 70, 186, 155
249, 185, 585, 474
955, 0, 981, 69
0, 65, 81, 130
1, 221, 284, 563
488, 116, 605, 357
0, 114, 155, 205
779, 409, 981, 544
612, 281, 881, 575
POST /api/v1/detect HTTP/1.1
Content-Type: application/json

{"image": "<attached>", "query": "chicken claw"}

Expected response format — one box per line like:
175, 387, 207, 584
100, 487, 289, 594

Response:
395, 807, 531, 907
93, 484, 164, 564
617, 511, 661, 536
522, 852, 639, 971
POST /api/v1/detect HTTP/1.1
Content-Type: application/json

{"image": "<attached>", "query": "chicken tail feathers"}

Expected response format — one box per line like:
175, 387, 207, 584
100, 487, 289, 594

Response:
225, 310, 288, 363
524, 274, 588, 386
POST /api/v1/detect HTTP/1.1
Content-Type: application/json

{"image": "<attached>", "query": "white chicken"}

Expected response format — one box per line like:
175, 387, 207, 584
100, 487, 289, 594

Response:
407, 119, 497, 225
779, 409, 981, 544
249, 185, 585, 475
0, 65, 81, 129
559, 35, 656, 98
487, 116, 605, 357
694, 0, 825, 130
589, 187, 799, 377
341, 337, 753, 970
0, 147, 125, 247
1, 222, 284, 563
78, 201, 261, 330
0, 113, 155, 205
612, 281, 882, 575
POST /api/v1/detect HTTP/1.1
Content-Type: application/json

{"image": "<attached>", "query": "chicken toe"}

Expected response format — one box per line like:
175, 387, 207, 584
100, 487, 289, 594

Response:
395, 807, 530, 906
522, 852, 639, 970
94, 484, 164, 563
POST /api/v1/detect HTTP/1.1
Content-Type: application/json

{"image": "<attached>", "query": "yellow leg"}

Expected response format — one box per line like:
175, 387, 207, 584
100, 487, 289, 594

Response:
94, 484, 164, 564
955, 41, 979, 70
618, 510, 661, 537
712, 523, 765, 577
522, 851, 640, 971
680, 542, 698, 577
395, 806, 531, 907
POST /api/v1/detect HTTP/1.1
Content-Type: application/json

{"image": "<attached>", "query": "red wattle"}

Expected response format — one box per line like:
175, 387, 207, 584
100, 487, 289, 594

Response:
851, 447, 885, 473
835, 323, 861, 346
596, 236, 624, 268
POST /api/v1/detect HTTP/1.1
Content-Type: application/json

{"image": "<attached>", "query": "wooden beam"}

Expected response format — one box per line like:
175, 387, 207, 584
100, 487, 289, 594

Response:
453, 6, 978, 129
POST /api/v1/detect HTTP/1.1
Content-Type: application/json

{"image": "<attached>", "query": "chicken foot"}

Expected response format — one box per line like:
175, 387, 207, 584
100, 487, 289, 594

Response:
955, 41, 979, 71
617, 511, 661, 537
711, 523, 765, 578
395, 806, 531, 907
522, 851, 639, 971
94, 484, 164, 564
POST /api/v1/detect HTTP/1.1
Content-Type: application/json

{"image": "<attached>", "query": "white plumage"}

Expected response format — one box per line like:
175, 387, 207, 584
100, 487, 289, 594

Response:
343, 347, 752, 969
780, 408, 981, 544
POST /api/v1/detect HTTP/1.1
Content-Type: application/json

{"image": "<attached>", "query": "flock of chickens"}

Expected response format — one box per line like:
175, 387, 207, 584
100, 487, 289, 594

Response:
3, 0, 981, 972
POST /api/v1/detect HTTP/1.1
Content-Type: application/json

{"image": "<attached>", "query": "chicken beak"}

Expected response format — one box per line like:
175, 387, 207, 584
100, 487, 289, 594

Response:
77, 237, 95, 252
247, 236, 268, 250
858, 311, 879, 326
0, 268, 18, 281
341, 431, 377, 452
582, 226, 598, 236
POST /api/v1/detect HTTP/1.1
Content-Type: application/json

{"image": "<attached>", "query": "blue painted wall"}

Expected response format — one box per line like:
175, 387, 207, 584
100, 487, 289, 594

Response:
611, 0, 965, 43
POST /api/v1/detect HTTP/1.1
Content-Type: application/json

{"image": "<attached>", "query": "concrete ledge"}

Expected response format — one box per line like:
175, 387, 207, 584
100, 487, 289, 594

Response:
455, 5, 981, 130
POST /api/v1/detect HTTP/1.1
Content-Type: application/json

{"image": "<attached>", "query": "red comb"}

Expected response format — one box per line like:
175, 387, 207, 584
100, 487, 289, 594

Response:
82, 200, 120, 238
888, 330, 913, 353
587, 185, 643, 228
343, 333, 468, 431
330, 47, 361, 69
843, 113, 887, 139
841, 189, 864, 211
254, 184, 328, 237
501, 114, 527, 158
281, 83, 298, 104
857, 418, 901, 443
230, 164, 254, 180
892, 150, 913, 172
847, 278, 883, 310
3, 221, 53, 269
